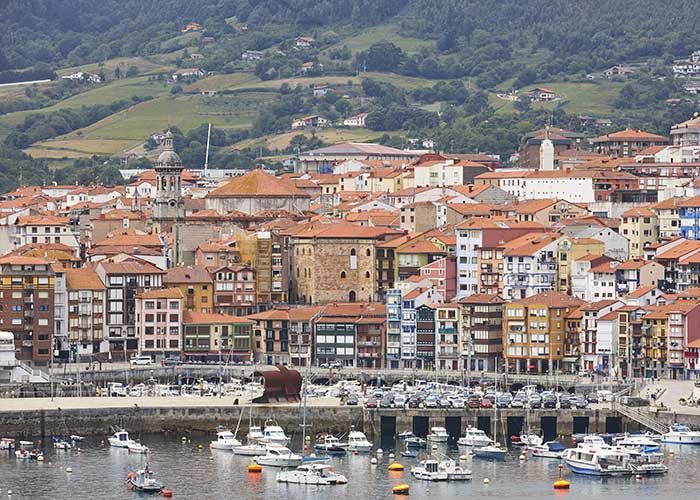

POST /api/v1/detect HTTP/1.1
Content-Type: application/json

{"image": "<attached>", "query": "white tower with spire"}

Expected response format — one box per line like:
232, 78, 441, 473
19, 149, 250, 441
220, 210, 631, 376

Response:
540, 125, 555, 170
153, 130, 185, 227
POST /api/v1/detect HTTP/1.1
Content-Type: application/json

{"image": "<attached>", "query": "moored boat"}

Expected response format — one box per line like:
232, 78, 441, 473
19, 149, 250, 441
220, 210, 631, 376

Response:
276, 463, 348, 485
127, 441, 150, 454
427, 427, 449, 443
210, 429, 241, 450
254, 445, 303, 467
261, 422, 290, 445
346, 430, 372, 452
0, 438, 15, 450
474, 443, 507, 461
439, 459, 472, 480
661, 424, 700, 444
562, 445, 633, 476
108, 430, 135, 449
128, 464, 164, 492
233, 442, 269, 456
457, 426, 492, 447
411, 459, 448, 481
531, 441, 566, 459
314, 434, 347, 455
614, 434, 660, 452
405, 436, 427, 448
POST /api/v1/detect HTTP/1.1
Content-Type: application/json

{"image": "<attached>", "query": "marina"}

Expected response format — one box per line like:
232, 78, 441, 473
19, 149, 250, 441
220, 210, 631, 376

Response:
1, 432, 700, 499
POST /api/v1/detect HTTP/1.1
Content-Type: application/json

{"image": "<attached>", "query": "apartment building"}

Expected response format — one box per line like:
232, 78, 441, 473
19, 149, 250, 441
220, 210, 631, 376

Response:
135, 288, 183, 359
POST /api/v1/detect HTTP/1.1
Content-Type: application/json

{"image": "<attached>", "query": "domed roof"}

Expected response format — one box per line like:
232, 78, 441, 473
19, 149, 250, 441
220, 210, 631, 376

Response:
156, 149, 182, 166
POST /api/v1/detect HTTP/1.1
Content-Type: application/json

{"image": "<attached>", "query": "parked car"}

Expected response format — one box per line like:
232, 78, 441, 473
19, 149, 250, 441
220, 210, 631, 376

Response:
346, 394, 359, 406
575, 396, 589, 409
467, 396, 481, 409
586, 392, 599, 403
558, 395, 572, 409
496, 395, 511, 409
528, 395, 542, 409
510, 397, 525, 408
408, 398, 421, 409
394, 394, 407, 408
163, 356, 182, 366
130, 356, 153, 366
543, 395, 557, 409
365, 398, 378, 408
480, 398, 493, 409
380, 397, 393, 408
424, 397, 440, 408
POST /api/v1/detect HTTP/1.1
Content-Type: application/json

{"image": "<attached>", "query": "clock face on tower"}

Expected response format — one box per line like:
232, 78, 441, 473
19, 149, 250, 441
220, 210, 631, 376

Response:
169, 199, 177, 208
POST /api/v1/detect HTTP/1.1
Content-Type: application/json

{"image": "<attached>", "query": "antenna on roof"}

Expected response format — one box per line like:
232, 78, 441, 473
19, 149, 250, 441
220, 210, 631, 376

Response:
204, 123, 211, 177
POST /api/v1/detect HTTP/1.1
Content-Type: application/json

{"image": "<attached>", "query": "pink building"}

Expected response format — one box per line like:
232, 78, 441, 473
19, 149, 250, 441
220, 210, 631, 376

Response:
135, 288, 184, 358
419, 256, 457, 301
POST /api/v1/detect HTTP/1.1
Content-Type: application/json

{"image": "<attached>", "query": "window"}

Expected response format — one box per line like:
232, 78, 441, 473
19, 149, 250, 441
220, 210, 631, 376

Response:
340, 271, 346, 279
169, 301, 179, 310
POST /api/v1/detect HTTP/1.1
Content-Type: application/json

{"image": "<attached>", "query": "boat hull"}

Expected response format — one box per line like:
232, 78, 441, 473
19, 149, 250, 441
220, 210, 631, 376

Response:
411, 470, 448, 481
564, 459, 631, 476
457, 438, 491, 447
661, 434, 700, 444
255, 457, 304, 467
233, 446, 268, 456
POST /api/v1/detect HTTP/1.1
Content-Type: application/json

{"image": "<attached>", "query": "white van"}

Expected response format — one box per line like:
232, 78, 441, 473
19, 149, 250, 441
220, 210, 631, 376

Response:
130, 355, 153, 366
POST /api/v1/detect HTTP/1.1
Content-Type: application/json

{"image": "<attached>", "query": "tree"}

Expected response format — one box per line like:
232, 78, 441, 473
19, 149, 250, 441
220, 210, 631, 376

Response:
356, 42, 405, 72
126, 65, 139, 77
114, 66, 121, 80
170, 84, 183, 94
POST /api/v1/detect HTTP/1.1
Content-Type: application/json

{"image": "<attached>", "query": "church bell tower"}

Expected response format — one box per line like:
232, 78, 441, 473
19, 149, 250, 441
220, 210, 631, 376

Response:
153, 130, 185, 231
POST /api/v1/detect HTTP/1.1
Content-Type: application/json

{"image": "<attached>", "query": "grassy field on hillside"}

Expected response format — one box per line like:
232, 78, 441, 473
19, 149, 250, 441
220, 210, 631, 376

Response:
326, 24, 434, 54
232, 127, 383, 150
27, 91, 278, 158
57, 57, 173, 78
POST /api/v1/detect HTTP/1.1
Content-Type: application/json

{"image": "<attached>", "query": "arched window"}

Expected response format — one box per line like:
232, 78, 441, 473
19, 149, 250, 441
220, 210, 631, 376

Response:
340, 271, 346, 278
365, 271, 370, 278
366, 248, 371, 257
350, 248, 356, 256
349, 290, 356, 302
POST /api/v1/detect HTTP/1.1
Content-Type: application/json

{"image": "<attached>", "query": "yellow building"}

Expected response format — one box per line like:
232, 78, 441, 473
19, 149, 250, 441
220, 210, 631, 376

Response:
620, 206, 658, 258
503, 291, 585, 374
557, 237, 604, 292
163, 266, 213, 313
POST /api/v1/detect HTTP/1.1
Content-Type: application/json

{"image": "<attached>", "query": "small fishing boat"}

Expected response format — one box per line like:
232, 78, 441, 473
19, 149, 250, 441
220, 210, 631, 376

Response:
254, 445, 303, 467
398, 431, 414, 440
314, 434, 347, 455
0, 438, 15, 450
411, 459, 448, 481
519, 434, 543, 447
277, 463, 348, 485
108, 430, 135, 449
128, 464, 164, 492
346, 429, 372, 453
427, 427, 449, 443
457, 426, 492, 447
70, 435, 85, 442
302, 454, 332, 463
405, 436, 427, 448
661, 424, 700, 444
531, 441, 566, 459
15, 448, 43, 460
261, 422, 290, 445
439, 459, 472, 481
210, 429, 241, 450
474, 443, 507, 461
127, 441, 150, 454
400, 449, 418, 458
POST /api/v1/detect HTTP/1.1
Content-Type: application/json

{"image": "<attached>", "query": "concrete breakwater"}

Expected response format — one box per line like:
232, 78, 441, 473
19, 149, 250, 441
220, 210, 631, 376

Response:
0, 398, 650, 441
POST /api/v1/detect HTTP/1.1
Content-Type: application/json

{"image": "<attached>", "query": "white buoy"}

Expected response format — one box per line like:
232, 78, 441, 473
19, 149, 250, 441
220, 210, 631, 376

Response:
432, 444, 437, 450
371, 457, 378, 465
210, 456, 214, 461
37, 455, 44, 462
519, 453, 526, 461
459, 454, 469, 461
388, 453, 395, 459
7, 490, 12, 496
377, 448, 383, 454
181, 436, 187, 441
483, 478, 490, 484
66, 467, 73, 473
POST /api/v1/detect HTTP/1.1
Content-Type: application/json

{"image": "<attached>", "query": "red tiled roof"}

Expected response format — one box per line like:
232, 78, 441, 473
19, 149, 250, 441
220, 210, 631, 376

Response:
207, 170, 310, 198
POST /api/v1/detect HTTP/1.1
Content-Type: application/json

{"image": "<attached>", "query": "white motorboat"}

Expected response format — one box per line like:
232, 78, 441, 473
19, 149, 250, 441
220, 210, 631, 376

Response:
474, 443, 507, 461
661, 424, 700, 444
277, 463, 348, 485
261, 422, 290, 445
127, 442, 150, 454
531, 441, 566, 459
439, 459, 472, 480
247, 425, 264, 443
108, 430, 135, 448
210, 429, 241, 450
254, 445, 303, 467
427, 427, 449, 443
457, 426, 492, 447
519, 434, 543, 447
70, 435, 85, 442
614, 434, 660, 452
398, 431, 414, 439
562, 444, 633, 476
411, 459, 448, 481
314, 434, 347, 455
128, 464, 164, 492
15, 448, 43, 460
346, 430, 372, 452
233, 442, 269, 456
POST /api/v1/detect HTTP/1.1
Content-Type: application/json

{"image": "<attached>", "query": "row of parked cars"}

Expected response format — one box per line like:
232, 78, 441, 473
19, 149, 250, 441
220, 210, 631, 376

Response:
353, 386, 612, 410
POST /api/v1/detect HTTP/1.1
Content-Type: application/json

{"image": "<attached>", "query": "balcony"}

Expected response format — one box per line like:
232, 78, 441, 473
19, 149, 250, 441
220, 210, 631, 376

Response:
438, 327, 457, 334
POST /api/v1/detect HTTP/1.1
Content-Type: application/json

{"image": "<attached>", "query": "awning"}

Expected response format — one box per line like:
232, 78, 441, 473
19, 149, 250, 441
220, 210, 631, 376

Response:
561, 356, 580, 363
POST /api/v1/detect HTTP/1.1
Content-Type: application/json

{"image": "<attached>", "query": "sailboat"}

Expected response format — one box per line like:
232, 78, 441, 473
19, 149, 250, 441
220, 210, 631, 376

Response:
300, 373, 331, 463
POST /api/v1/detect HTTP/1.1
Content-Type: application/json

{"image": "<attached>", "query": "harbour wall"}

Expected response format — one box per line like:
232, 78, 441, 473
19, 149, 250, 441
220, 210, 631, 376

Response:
0, 405, 659, 441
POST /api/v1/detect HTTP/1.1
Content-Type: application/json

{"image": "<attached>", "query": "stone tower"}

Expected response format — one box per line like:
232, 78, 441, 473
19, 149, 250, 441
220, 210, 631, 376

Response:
153, 130, 185, 230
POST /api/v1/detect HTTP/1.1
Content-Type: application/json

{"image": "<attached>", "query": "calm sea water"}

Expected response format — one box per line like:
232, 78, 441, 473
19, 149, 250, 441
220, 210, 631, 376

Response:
0, 435, 699, 500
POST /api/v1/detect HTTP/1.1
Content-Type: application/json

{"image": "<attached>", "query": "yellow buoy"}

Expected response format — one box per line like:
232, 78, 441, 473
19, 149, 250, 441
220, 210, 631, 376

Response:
669, 450, 675, 456
388, 462, 404, 471
553, 479, 570, 490
392, 484, 409, 495
197, 444, 204, 449
247, 464, 263, 473
483, 478, 490, 484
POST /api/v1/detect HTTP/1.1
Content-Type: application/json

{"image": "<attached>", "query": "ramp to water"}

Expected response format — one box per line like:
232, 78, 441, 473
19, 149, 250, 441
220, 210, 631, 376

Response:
507, 416, 525, 443
477, 416, 491, 435
412, 416, 429, 438
605, 416, 622, 434
381, 415, 396, 439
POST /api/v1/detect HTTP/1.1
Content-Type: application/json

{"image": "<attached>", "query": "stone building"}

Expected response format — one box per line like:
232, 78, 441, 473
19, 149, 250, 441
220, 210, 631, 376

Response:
289, 221, 401, 304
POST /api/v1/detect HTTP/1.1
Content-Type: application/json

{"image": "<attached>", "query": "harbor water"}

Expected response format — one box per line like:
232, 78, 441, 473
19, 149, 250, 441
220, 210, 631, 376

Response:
1, 435, 699, 499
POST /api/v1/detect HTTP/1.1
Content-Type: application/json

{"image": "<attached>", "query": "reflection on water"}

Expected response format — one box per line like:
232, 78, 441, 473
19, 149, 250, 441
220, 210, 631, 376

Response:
0, 435, 698, 500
